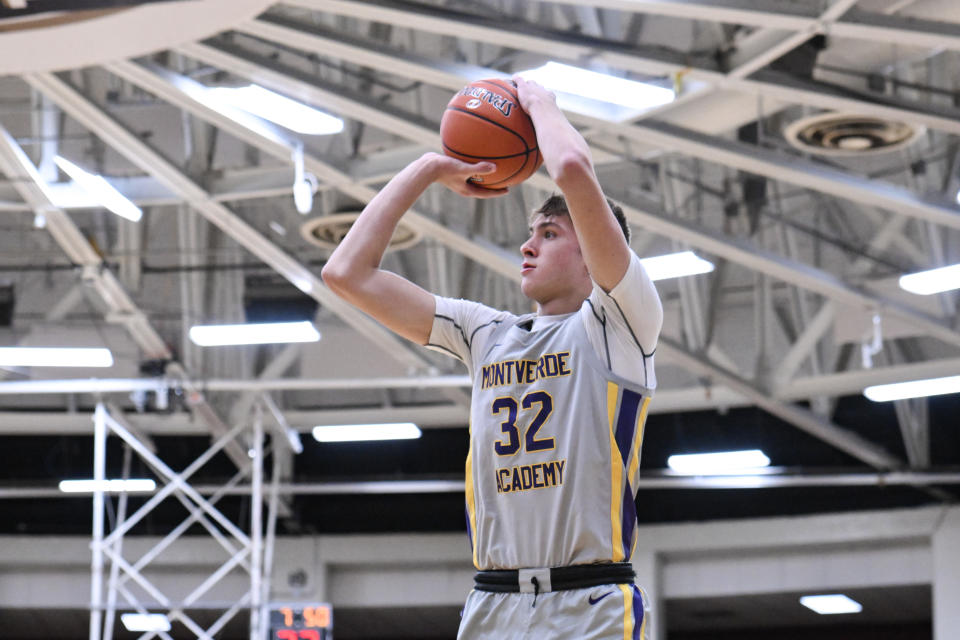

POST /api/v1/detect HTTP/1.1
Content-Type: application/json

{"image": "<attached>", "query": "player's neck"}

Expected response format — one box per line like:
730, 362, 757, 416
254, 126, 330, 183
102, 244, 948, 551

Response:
536, 294, 586, 317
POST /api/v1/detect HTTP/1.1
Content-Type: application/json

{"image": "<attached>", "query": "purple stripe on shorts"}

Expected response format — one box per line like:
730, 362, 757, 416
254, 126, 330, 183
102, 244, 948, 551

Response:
632, 585, 645, 640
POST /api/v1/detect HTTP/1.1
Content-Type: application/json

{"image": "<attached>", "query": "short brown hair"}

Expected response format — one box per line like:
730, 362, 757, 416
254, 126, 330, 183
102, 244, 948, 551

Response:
530, 194, 631, 243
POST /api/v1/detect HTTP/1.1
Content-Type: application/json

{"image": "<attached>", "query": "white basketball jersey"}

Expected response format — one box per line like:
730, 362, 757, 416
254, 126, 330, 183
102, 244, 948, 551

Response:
459, 310, 652, 570
429, 253, 661, 571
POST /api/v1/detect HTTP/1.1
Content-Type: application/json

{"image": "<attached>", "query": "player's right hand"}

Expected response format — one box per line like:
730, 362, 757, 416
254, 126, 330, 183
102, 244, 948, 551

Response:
424, 153, 508, 198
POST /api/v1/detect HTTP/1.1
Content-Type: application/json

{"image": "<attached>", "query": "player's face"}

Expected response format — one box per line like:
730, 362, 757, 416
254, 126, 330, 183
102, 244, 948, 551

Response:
520, 214, 591, 314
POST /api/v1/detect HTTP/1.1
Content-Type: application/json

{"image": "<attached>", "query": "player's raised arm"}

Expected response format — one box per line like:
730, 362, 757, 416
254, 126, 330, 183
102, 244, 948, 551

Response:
321, 152, 503, 345
513, 76, 631, 293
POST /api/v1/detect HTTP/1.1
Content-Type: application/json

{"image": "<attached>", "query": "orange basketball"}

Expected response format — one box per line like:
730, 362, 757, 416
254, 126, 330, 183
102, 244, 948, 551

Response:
440, 78, 542, 189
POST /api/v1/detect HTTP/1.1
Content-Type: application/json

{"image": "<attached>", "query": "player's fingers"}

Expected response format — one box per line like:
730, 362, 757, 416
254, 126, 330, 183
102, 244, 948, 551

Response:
472, 162, 497, 175
462, 183, 508, 198
452, 161, 495, 177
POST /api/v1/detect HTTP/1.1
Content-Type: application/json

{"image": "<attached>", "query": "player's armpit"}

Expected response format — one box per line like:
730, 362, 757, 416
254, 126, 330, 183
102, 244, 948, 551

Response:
323, 266, 436, 346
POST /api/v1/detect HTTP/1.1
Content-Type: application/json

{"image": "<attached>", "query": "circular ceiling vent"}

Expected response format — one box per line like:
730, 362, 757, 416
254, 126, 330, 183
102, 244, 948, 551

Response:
300, 212, 422, 252
783, 113, 924, 156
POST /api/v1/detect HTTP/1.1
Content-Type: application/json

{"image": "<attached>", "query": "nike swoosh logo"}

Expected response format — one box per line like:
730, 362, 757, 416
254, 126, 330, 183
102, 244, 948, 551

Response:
588, 590, 615, 605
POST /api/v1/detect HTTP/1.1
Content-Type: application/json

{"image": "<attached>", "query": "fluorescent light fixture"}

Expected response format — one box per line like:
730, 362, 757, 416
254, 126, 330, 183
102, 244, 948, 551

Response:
667, 449, 771, 475
640, 251, 715, 281
120, 613, 171, 632
0, 347, 113, 368
53, 156, 142, 222
205, 85, 344, 135
518, 62, 675, 121
189, 321, 320, 346
59, 479, 156, 493
898, 263, 960, 295
313, 422, 422, 442
800, 594, 863, 615
864, 375, 960, 402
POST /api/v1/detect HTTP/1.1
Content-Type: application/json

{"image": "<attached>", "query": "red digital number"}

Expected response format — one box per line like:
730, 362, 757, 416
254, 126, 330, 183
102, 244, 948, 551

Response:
276, 631, 298, 640
298, 631, 321, 640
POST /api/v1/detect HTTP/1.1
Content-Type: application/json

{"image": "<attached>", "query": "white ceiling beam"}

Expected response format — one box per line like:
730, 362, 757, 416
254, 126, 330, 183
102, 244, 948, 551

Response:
627, 119, 960, 231
0, 405, 470, 435
771, 301, 837, 388
244, 14, 484, 90
0, 124, 250, 468
530, 0, 819, 30
0, 126, 169, 359
228, 342, 303, 429
219, 24, 960, 349
169, 34, 955, 464
542, 0, 960, 52
724, 27, 804, 80
242, 13, 486, 91
819, 7, 960, 52
0, 167, 341, 211
2, 470, 959, 500
114, 18, 945, 466
787, 357, 960, 398
44, 284, 88, 322
248, 14, 960, 236
3, 351, 955, 401
113, 56, 520, 283
2, 351, 955, 416
0, 374, 471, 396
23, 70, 432, 374
658, 336, 902, 469
299, 0, 960, 136
725, 0, 859, 79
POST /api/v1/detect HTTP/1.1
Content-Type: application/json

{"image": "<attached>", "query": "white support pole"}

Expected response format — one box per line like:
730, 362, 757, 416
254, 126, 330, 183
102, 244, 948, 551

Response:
99, 544, 171, 607
933, 508, 960, 640
250, 402, 264, 640
181, 549, 252, 606
102, 445, 132, 640
260, 436, 283, 639
89, 404, 107, 640
100, 415, 251, 547
206, 592, 252, 638
120, 466, 253, 584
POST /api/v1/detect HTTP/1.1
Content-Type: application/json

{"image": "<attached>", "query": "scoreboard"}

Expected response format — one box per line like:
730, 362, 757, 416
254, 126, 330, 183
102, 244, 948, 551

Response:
268, 604, 333, 640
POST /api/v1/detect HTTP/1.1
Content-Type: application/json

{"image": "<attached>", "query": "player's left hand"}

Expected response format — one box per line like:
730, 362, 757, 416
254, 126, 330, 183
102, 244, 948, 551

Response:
513, 75, 557, 113
426, 152, 509, 198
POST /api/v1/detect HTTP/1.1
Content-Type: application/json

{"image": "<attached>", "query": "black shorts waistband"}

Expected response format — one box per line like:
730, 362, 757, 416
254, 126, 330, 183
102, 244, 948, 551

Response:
474, 562, 635, 593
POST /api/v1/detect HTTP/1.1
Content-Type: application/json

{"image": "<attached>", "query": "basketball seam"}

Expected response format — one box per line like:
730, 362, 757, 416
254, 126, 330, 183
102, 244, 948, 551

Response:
443, 82, 540, 187
443, 141, 534, 187
475, 149, 532, 188
444, 106, 533, 152
441, 143, 537, 161
475, 78, 519, 102
482, 158, 530, 187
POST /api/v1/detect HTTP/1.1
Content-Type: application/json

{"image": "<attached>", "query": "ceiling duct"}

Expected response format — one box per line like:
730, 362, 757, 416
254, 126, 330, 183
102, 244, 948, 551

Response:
769, 34, 827, 78
300, 212, 422, 252
783, 112, 925, 156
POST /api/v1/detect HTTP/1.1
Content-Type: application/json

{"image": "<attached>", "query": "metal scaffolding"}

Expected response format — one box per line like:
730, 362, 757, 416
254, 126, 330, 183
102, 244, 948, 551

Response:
88, 402, 277, 640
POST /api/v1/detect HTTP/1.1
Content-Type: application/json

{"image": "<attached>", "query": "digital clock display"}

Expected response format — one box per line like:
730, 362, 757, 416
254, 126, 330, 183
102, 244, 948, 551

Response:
269, 604, 333, 640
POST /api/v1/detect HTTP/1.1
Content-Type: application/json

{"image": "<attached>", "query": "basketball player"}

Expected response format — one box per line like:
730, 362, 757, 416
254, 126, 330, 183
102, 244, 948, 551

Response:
322, 76, 663, 639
